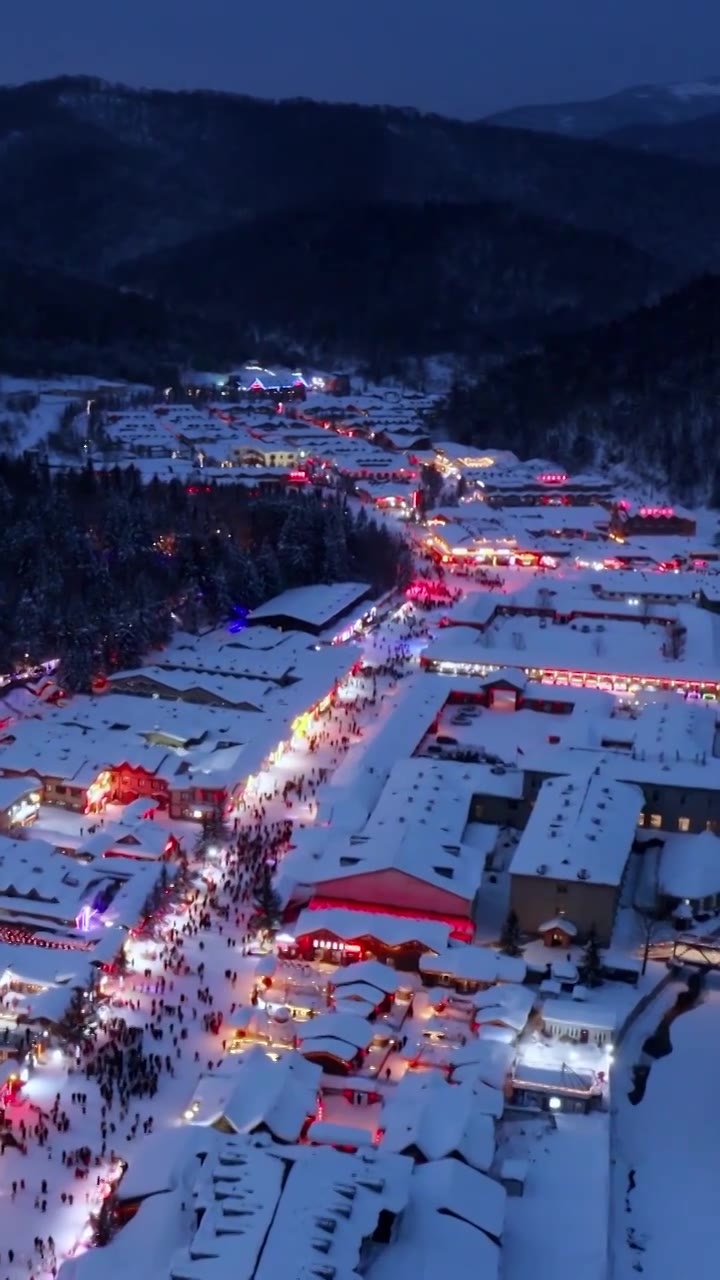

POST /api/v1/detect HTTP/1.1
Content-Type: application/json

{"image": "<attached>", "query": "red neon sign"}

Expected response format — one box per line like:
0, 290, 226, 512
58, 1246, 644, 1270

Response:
538, 472, 568, 484
639, 506, 674, 518
288, 471, 309, 483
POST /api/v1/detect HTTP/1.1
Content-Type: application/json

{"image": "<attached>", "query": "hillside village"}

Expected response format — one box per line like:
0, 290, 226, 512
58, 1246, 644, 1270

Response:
0, 366, 715, 1280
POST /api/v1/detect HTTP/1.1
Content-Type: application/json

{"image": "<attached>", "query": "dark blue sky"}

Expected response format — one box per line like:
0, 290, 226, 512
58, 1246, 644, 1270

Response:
4, 0, 720, 118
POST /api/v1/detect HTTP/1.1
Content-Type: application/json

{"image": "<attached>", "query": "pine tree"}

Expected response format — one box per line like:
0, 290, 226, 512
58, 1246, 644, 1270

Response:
581, 925, 603, 988
195, 804, 230, 856
257, 541, 283, 598
278, 504, 314, 584
57, 988, 89, 1043
253, 866, 283, 940
500, 909, 522, 956
321, 505, 349, 581
207, 565, 233, 623
59, 631, 96, 693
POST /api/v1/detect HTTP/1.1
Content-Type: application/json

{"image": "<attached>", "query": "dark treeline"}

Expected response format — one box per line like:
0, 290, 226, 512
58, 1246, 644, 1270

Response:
120, 200, 672, 366
5, 76, 720, 378
0, 458, 412, 690
432, 274, 720, 502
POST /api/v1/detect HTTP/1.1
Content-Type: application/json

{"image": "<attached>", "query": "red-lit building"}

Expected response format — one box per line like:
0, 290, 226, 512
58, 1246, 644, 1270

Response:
610, 503, 697, 539
285, 906, 453, 972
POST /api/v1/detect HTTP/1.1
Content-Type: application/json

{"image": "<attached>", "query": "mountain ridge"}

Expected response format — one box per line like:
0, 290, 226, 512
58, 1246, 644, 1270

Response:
3, 75, 720, 281
486, 76, 720, 137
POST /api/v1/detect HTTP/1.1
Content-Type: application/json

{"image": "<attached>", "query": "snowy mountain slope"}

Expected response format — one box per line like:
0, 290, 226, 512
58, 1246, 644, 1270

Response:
486, 76, 720, 138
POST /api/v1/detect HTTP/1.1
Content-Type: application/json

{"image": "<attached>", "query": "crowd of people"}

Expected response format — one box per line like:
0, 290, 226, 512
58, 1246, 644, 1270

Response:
0, 614, 435, 1280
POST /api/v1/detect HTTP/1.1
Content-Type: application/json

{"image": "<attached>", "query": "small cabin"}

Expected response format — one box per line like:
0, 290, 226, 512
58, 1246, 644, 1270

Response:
538, 916, 578, 949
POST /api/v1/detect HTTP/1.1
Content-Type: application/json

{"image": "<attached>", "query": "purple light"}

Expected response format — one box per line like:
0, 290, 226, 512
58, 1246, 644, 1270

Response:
76, 905, 99, 933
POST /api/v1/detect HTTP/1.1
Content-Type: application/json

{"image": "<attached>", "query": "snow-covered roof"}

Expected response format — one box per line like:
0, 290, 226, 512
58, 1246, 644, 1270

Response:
306, 1120, 375, 1148
630, 698, 716, 764
292, 907, 451, 952
541, 1000, 617, 1032
296, 753, 495, 906
0, 641, 352, 794
512, 1063, 598, 1094
308, 826, 481, 905
332, 959, 404, 995
170, 1134, 414, 1280
448, 1039, 516, 1090
510, 770, 644, 886
297, 1035, 360, 1065
368, 1203, 500, 1280
0, 774, 41, 808
117, 1127, 214, 1201
381, 1074, 496, 1171
539, 916, 578, 936
109, 665, 272, 709
419, 946, 526, 985
249, 582, 371, 629
253, 1146, 412, 1280
185, 1047, 321, 1141
179, 1146, 284, 1280
411, 1157, 505, 1241
59, 1181, 188, 1280
659, 829, 720, 900
472, 984, 535, 1030
424, 586, 720, 686
298, 1011, 375, 1051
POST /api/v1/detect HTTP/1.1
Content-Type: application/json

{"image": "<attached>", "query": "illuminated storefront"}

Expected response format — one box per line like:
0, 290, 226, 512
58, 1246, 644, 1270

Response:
5, 790, 41, 828
85, 770, 113, 814
423, 655, 720, 700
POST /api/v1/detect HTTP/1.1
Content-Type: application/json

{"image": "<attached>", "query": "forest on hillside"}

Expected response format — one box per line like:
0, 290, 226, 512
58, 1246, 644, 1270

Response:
0, 459, 412, 690
432, 274, 720, 503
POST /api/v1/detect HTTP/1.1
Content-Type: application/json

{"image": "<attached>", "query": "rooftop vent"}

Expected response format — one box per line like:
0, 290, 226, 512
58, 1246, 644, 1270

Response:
536, 863, 548, 875
333, 1184, 357, 1201
357, 1178, 386, 1193
577, 868, 590, 880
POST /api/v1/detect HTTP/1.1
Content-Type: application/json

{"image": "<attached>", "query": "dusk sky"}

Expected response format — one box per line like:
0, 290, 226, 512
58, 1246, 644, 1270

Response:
3, 0, 720, 118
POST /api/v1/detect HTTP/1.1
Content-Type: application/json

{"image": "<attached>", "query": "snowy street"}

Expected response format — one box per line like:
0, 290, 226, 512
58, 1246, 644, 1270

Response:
0, 632, 423, 1279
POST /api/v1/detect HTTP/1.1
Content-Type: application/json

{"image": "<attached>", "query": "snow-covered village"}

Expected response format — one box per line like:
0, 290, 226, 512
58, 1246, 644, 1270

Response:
0, 364, 714, 1280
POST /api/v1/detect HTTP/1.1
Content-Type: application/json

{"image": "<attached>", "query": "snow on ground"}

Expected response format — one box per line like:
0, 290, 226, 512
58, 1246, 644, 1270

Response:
2, 424, 719, 1278
500, 1112, 609, 1279
610, 975, 720, 1280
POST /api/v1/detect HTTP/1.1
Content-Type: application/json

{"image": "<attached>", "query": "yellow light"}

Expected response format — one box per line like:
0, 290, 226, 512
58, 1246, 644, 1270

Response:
86, 770, 112, 806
